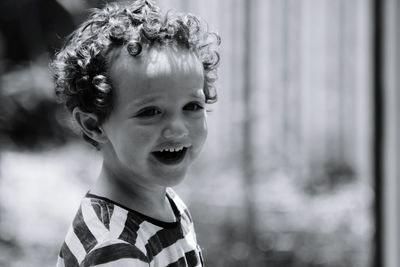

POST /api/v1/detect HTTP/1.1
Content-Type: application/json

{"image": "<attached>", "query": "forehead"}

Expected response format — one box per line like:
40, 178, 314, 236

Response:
109, 44, 204, 90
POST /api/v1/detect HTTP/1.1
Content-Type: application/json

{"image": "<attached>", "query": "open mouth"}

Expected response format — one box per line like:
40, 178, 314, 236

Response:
152, 147, 188, 165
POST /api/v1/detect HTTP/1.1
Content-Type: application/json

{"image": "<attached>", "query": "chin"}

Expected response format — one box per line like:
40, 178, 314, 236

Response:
170, 171, 188, 186
159, 169, 188, 187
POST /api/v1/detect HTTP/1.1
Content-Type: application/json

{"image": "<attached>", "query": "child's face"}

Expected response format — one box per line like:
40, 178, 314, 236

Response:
101, 44, 207, 188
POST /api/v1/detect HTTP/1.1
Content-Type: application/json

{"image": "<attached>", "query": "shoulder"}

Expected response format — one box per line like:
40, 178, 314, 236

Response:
166, 188, 188, 213
166, 187, 194, 224
59, 238, 149, 267
81, 239, 149, 267
60, 195, 149, 266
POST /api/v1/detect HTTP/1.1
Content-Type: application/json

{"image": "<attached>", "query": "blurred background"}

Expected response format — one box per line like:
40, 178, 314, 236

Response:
0, 0, 398, 266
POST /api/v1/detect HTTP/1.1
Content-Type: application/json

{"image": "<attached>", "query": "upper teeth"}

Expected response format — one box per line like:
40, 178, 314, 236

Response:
161, 146, 184, 152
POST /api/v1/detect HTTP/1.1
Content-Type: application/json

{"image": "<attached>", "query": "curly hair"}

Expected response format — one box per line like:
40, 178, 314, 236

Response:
51, 0, 220, 147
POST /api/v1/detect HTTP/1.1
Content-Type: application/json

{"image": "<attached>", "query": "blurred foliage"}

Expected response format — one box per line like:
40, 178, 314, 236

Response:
0, 0, 76, 150
184, 161, 371, 267
0, 59, 76, 150
0, 0, 74, 68
304, 158, 356, 196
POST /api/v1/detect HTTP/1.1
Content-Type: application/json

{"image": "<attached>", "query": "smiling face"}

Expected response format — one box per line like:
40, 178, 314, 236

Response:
100, 44, 207, 189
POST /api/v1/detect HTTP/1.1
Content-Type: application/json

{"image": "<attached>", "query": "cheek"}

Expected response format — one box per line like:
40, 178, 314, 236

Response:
191, 117, 208, 145
109, 125, 156, 156
128, 126, 156, 145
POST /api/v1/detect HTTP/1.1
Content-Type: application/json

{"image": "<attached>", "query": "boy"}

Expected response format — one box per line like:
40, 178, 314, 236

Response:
51, 1, 220, 266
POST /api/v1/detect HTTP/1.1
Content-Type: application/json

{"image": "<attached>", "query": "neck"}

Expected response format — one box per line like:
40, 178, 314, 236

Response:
90, 161, 171, 219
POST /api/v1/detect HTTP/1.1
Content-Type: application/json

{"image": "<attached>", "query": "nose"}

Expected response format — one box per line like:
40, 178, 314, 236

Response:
162, 115, 189, 140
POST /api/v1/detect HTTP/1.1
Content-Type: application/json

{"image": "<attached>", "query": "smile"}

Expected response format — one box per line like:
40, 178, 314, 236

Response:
152, 146, 189, 165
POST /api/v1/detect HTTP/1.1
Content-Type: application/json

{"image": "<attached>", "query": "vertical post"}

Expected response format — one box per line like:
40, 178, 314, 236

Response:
372, 0, 384, 266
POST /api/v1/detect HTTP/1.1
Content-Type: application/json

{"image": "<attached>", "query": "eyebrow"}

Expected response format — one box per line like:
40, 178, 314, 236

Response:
128, 88, 205, 111
132, 95, 161, 107
190, 90, 206, 101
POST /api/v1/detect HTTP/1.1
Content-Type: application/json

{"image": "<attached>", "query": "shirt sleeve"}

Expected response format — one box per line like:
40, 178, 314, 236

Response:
80, 240, 149, 267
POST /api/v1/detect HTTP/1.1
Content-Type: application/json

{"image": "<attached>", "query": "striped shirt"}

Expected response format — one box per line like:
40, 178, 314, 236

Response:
57, 188, 204, 267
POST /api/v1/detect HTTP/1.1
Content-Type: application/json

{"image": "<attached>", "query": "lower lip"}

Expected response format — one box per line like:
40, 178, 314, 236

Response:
151, 148, 188, 165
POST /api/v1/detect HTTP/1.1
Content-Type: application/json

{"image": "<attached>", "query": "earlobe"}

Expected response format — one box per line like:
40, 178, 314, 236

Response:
72, 107, 108, 144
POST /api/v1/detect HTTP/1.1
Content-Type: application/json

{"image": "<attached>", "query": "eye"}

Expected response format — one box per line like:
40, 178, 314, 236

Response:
135, 107, 161, 118
183, 102, 204, 112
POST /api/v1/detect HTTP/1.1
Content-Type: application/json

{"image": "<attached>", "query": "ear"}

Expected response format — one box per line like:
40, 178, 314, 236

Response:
72, 107, 108, 144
